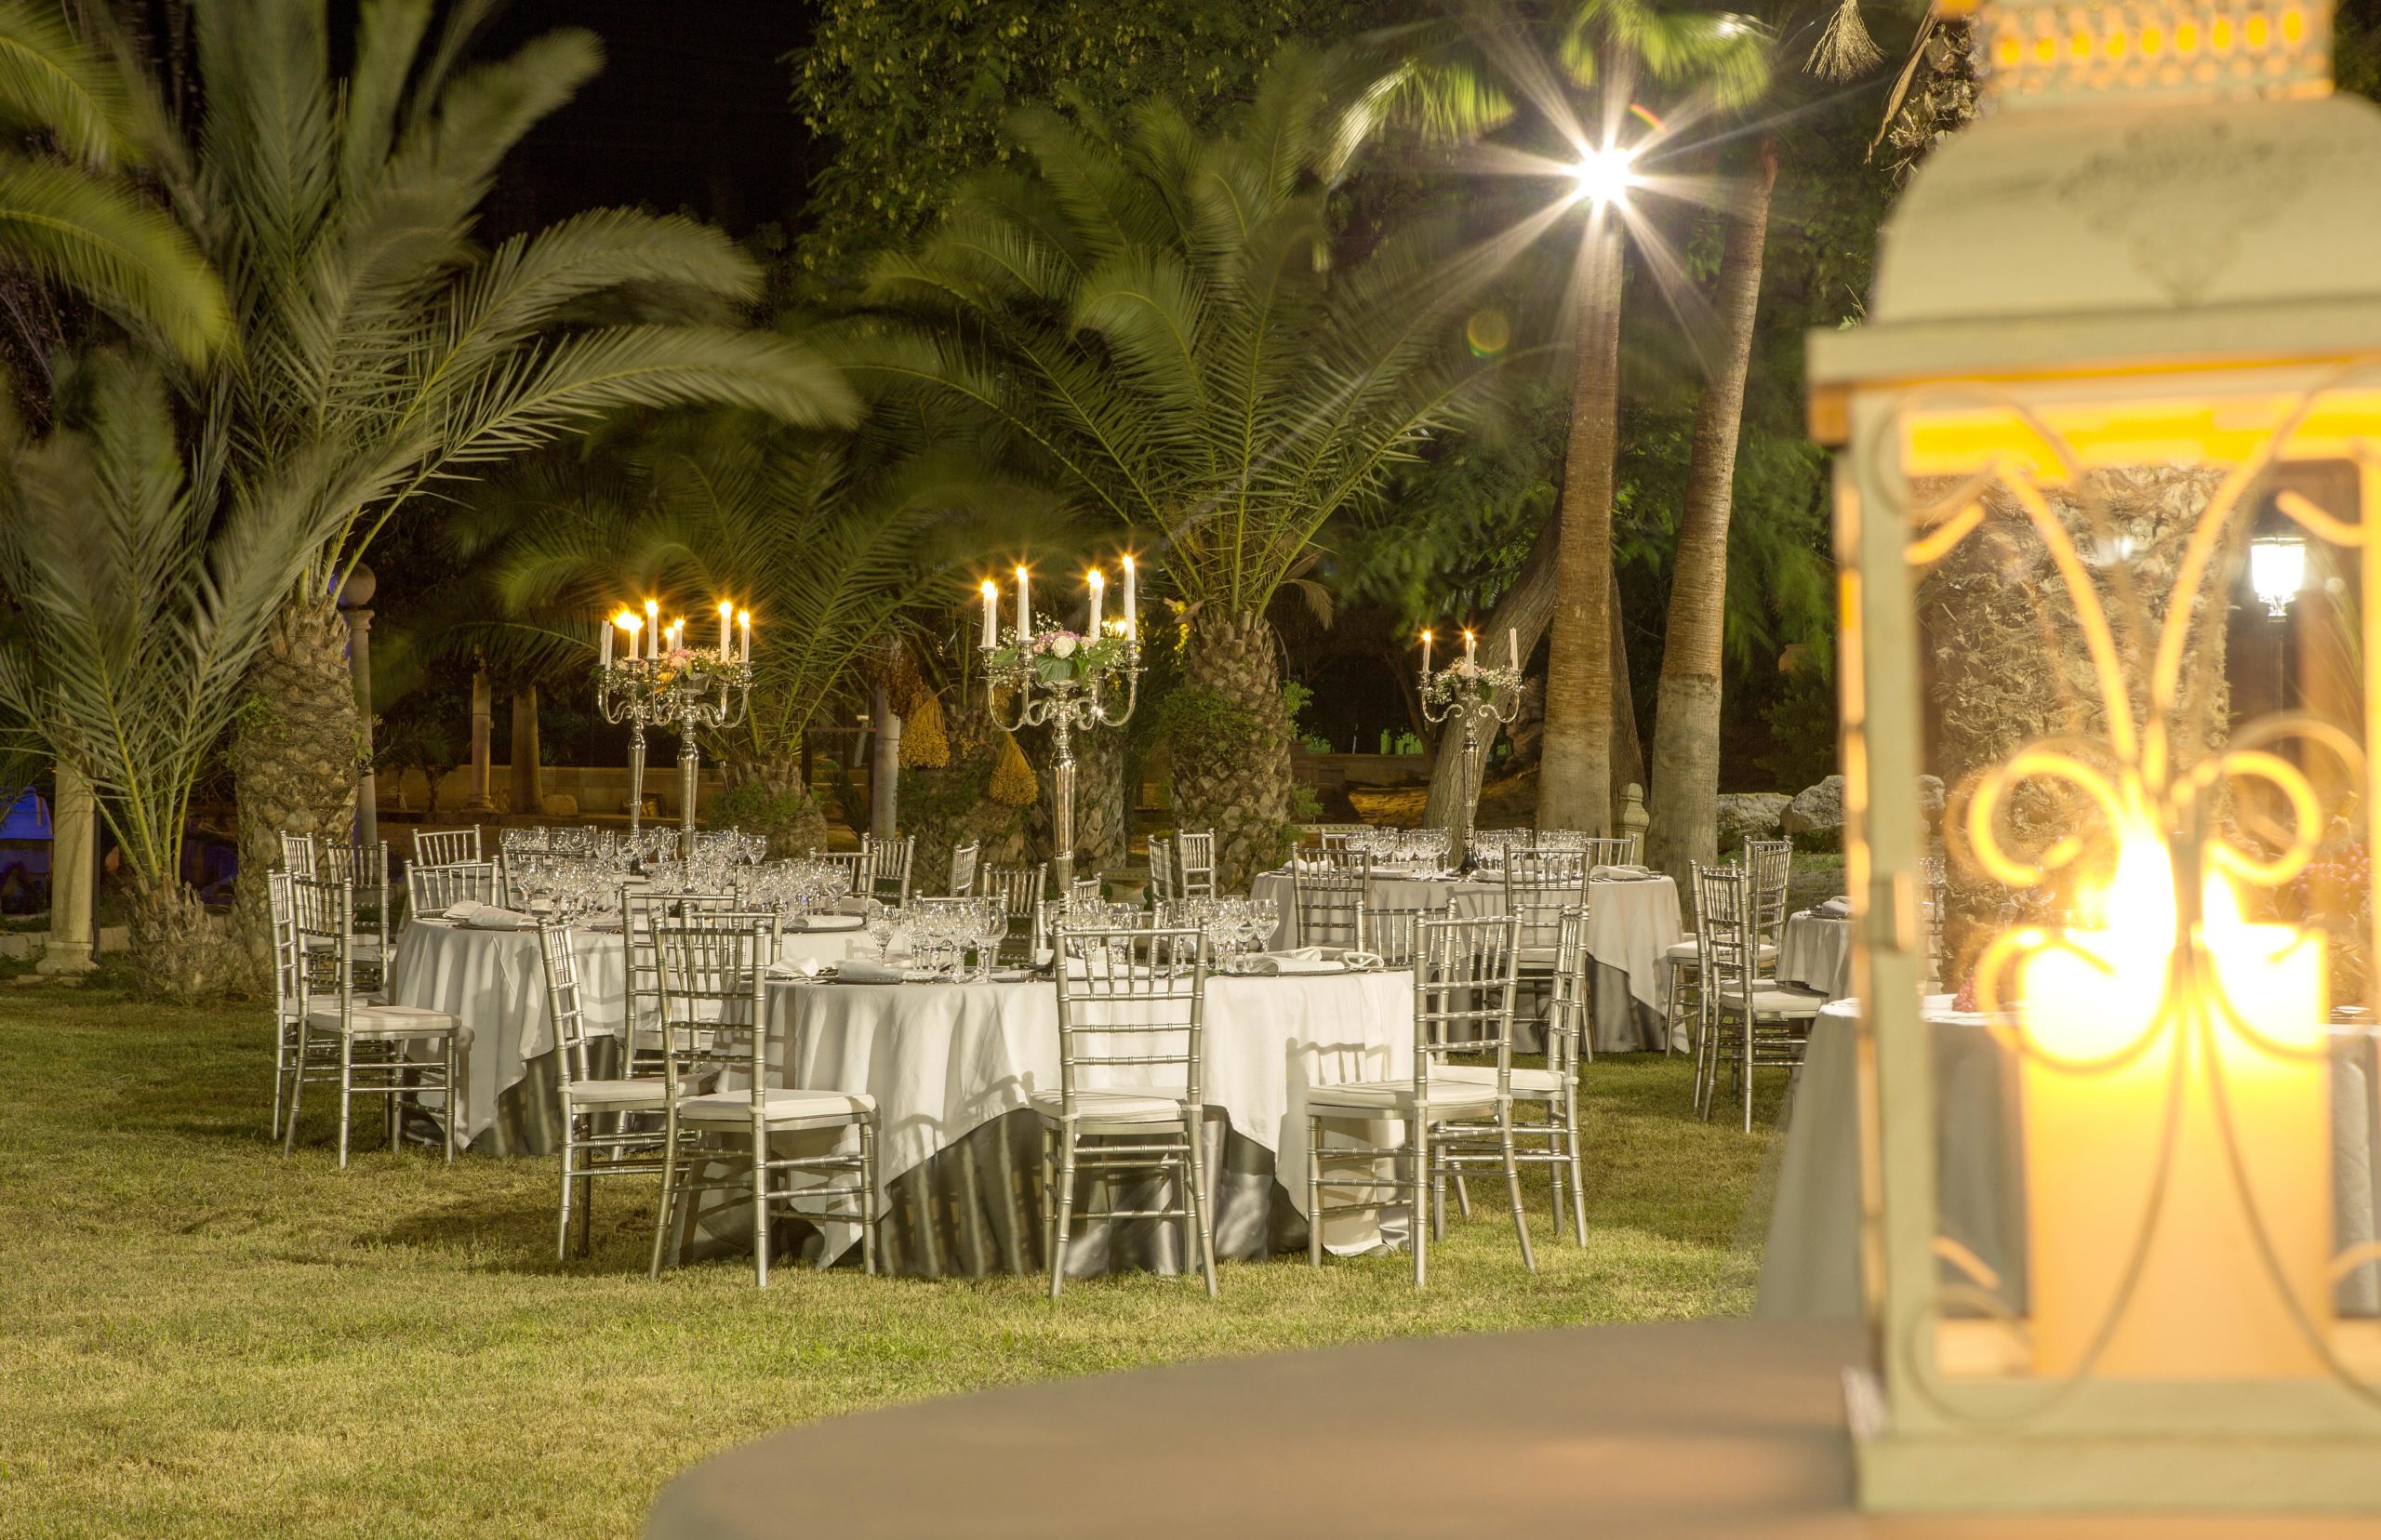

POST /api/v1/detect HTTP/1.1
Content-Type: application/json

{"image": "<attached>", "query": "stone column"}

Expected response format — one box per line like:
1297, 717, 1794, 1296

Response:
870, 680, 902, 841
510, 686, 542, 816
339, 563, 379, 850
37, 763, 97, 976
465, 666, 495, 811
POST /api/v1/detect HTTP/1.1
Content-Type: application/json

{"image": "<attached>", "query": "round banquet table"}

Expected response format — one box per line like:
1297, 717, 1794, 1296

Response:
643, 1316, 2378, 1539
385, 915, 863, 1154
1250, 868, 1683, 1053
1776, 909, 1854, 1002
664, 967, 1417, 1277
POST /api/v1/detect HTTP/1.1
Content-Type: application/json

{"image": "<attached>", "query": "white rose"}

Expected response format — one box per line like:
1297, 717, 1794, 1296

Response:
1050, 633, 1078, 658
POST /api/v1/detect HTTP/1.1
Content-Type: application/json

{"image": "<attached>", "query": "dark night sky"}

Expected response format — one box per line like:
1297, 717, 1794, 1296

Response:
477, 0, 826, 239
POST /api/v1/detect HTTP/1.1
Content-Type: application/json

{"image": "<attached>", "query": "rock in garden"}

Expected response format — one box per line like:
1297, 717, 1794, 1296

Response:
1715, 792, 1793, 850
1783, 776, 1846, 850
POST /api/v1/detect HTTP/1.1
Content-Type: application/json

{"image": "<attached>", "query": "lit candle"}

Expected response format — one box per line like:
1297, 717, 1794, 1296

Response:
622, 614, 643, 661
2017, 820, 2331, 1378
980, 579, 999, 648
738, 609, 751, 663
1509, 628, 1519, 671
1420, 630, 1432, 675
644, 599, 659, 661
1087, 568, 1104, 636
601, 611, 614, 668
1121, 554, 1136, 643
1463, 629, 1476, 665
1016, 564, 1031, 638
717, 600, 732, 658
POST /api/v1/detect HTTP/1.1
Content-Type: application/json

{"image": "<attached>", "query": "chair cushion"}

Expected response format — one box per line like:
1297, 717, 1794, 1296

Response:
676, 1088, 876, 1127
306, 1002, 464, 1038
1029, 1087, 1193, 1129
1436, 1064, 1568, 1095
1306, 1077, 1503, 1114
1663, 939, 1703, 962
1747, 987, 1826, 1018
565, 1078, 685, 1110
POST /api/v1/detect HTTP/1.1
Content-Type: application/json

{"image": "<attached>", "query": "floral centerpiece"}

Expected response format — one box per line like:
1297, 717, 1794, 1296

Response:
989, 626, 1133, 688
1419, 653, 1523, 709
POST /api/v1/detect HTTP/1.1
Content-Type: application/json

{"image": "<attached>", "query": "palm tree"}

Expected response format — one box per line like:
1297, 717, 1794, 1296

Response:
75, 0, 860, 967
1352, 1, 1772, 832
847, 46, 1523, 886
478, 412, 1029, 854
0, 3, 227, 369
0, 352, 313, 997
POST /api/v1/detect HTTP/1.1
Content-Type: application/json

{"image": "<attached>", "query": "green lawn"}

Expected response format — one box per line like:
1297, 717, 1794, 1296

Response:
0, 975, 1783, 1538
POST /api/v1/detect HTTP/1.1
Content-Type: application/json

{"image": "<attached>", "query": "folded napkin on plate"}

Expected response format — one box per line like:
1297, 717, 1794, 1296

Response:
446, 901, 528, 930
1590, 864, 1651, 882
833, 958, 905, 983
765, 957, 830, 981
1241, 948, 1343, 976
787, 913, 865, 932
1813, 896, 1852, 920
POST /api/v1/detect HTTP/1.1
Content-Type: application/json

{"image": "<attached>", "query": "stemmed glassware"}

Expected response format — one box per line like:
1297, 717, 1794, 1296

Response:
972, 898, 1008, 981
865, 901, 900, 963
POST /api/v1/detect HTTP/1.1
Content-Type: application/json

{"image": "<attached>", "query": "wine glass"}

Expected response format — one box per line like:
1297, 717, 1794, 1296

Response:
974, 898, 1008, 980
866, 901, 899, 963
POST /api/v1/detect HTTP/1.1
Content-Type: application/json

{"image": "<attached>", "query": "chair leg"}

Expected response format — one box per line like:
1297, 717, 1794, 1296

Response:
752, 1129, 772, 1290
648, 1123, 680, 1280
1183, 1108, 1217, 1298
337, 1038, 354, 1170
444, 1039, 458, 1163
578, 1173, 594, 1258
1565, 1084, 1590, 1246
1411, 1116, 1430, 1290
859, 1119, 879, 1277
1048, 1135, 1077, 1301
557, 1132, 577, 1263
1742, 1016, 1756, 1135
1500, 1103, 1536, 1275
1452, 1172, 1473, 1221
282, 1031, 307, 1158
1306, 1115, 1324, 1268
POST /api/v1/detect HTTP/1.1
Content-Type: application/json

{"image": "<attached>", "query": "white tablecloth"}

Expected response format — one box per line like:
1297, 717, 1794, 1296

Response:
1776, 912, 1853, 1002
1251, 870, 1683, 1017
761, 970, 1417, 1256
386, 917, 862, 1146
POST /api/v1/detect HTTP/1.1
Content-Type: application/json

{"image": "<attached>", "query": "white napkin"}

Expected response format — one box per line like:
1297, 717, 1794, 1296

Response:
1241, 948, 1342, 976
1590, 864, 1651, 882
447, 901, 528, 930
1814, 896, 1852, 919
765, 957, 829, 981
833, 958, 906, 984
787, 913, 865, 932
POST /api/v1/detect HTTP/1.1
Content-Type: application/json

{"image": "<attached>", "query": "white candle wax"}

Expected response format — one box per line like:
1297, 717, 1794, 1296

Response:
1464, 630, 1476, 665
645, 600, 659, 661
738, 610, 751, 663
1087, 569, 1104, 635
1016, 565, 1031, 637
1121, 555, 1136, 642
1509, 628, 1519, 671
980, 581, 998, 647
601, 614, 613, 668
718, 602, 732, 657
1420, 630, 1432, 675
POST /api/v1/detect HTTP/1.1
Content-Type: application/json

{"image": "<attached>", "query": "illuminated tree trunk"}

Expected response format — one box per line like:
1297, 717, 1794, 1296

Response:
1539, 215, 1623, 833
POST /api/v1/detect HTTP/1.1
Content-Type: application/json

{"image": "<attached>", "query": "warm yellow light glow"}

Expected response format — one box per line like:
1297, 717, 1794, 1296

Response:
718, 600, 733, 617
1569, 145, 1639, 207
980, 579, 997, 599
737, 608, 751, 627
613, 610, 636, 631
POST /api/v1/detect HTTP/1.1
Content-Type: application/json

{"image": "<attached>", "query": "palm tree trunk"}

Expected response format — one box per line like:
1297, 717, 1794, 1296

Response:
1646, 143, 1777, 883
1172, 609, 1294, 892
1538, 215, 1623, 833
720, 747, 830, 858
233, 595, 360, 980
509, 686, 541, 816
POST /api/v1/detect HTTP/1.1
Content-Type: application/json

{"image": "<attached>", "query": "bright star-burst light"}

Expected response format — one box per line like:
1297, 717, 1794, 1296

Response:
1569, 144, 1640, 206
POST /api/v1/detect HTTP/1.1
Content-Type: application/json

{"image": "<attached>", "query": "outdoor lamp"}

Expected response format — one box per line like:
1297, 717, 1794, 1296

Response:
1568, 144, 1638, 207
1809, 0, 2381, 1511
2252, 534, 2308, 617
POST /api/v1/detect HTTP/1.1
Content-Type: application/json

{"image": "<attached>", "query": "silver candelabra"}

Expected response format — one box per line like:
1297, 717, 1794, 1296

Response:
598, 601, 754, 869
978, 561, 1142, 896
1417, 628, 1524, 870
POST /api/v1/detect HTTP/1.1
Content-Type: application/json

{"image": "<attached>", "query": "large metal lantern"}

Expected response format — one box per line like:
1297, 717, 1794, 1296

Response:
1811, 0, 2381, 1509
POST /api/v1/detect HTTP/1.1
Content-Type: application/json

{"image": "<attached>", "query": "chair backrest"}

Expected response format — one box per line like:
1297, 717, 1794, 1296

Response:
1368, 886, 1453, 968
1311, 845, 1373, 873
1070, 876, 1102, 908
1050, 926, 1208, 1116
1582, 835, 1641, 868
651, 913, 777, 1117
1146, 839, 1176, 904
1312, 824, 1371, 851
534, 920, 599, 1095
413, 827, 481, 866
407, 860, 499, 915
269, 870, 304, 1023
1290, 860, 1368, 951
1744, 838, 1792, 934
1412, 915, 1521, 1095
948, 841, 980, 897
1694, 863, 1760, 999
985, 862, 1047, 922
288, 874, 360, 1011
865, 835, 915, 905
1503, 850, 1589, 956
1546, 904, 1590, 1053
1174, 831, 1217, 899
623, 890, 752, 1031
280, 831, 316, 876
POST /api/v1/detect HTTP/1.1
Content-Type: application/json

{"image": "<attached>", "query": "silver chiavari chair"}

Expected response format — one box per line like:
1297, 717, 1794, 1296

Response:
1745, 836, 1794, 957
807, 845, 869, 904
406, 858, 500, 917
268, 871, 315, 1140
1146, 839, 1177, 905
1310, 823, 1371, 852
948, 840, 981, 897
1305, 913, 1534, 1287
1581, 834, 1641, 868
282, 875, 466, 1167
411, 826, 481, 867
1695, 862, 1822, 1132
983, 862, 1048, 964
1174, 830, 1217, 900
280, 831, 317, 876
1368, 887, 1454, 969
537, 920, 675, 1260
864, 834, 915, 906
1503, 848, 1590, 1025
317, 839, 392, 991
1289, 855, 1369, 951
621, 888, 748, 1075
647, 913, 878, 1286
1036, 925, 1217, 1299
1070, 875, 1102, 909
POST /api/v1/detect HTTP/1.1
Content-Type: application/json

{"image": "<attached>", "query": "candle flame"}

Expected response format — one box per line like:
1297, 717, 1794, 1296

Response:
612, 610, 636, 631
1420, 630, 1432, 644
737, 609, 751, 626
1087, 568, 1103, 586
980, 579, 997, 598
718, 600, 733, 617
1120, 554, 1134, 572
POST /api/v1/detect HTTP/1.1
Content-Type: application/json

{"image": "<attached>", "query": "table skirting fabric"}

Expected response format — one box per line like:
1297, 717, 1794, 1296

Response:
1250, 870, 1683, 1055
384, 917, 861, 1153
1755, 999, 2381, 1320
1775, 913, 1854, 1002
666, 970, 1418, 1275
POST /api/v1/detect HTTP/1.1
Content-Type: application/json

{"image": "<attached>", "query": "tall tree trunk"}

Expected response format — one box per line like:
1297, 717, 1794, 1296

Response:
1647, 143, 1778, 883
233, 597, 360, 980
1172, 610, 1294, 892
1538, 216, 1623, 832
720, 747, 830, 858
509, 686, 541, 816
1609, 564, 1646, 816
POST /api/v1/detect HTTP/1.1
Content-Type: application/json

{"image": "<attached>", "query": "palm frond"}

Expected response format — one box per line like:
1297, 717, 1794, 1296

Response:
0, 153, 228, 364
